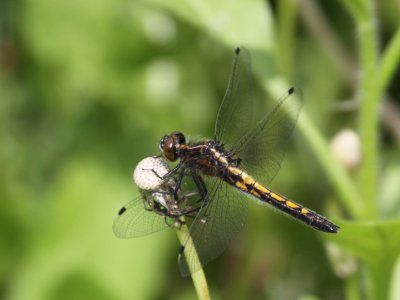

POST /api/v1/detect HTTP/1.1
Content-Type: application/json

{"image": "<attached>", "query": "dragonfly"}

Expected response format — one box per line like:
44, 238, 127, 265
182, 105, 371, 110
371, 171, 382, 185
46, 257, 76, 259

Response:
115, 47, 339, 276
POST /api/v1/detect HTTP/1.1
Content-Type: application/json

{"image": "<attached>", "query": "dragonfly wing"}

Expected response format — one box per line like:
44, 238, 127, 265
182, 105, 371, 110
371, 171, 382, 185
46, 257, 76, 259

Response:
178, 176, 248, 276
113, 195, 169, 238
237, 87, 304, 185
214, 47, 258, 151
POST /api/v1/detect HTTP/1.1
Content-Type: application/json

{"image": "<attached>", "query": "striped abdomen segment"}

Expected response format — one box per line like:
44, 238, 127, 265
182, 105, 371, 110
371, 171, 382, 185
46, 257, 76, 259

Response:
226, 167, 339, 233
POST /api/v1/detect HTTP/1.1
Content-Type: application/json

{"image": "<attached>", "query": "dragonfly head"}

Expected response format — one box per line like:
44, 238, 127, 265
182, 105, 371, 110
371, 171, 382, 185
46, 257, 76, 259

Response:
159, 132, 186, 162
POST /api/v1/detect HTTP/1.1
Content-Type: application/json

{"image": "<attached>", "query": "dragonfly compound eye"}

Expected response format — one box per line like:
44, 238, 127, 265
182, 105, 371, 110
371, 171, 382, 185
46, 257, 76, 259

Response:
160, 135, 177, 161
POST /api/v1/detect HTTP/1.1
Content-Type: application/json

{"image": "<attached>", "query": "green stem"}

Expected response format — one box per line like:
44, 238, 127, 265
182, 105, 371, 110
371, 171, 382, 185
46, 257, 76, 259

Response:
378, 27, 400, 95
265, 80, 364, 219
339, 0, 368, 22
345, 272, 361, 300
367, 261, 392, 300
276, 0, 297, 81
357, 1, 379, 220
298, 112, 364, 219
175, 224, 211, 300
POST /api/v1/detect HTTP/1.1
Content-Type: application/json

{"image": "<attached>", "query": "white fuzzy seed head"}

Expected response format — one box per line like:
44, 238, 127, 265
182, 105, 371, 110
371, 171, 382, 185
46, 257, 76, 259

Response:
133, 157, 170, 190
330, 129, 361, 170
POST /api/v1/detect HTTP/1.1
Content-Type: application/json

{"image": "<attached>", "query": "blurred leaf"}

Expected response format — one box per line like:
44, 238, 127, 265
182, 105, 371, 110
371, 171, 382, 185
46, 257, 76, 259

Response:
50, 272, 114, 300
325, 219, 400, 300
21, 0, 147, 118
381, 151, 400, 218
148, 0, 274, 51
389, 255, 400, 300
7, 158, 176, 300
147, 0, 289, 119
338, 0, 367, 22
298, 295, 320, 300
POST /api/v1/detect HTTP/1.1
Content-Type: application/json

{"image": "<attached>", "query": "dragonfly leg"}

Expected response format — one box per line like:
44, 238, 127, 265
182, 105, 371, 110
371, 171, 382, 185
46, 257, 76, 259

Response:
172, 168, 186, 201
191, 173, 208, 200
144, 163, 181, 181
160, 163, 182, 180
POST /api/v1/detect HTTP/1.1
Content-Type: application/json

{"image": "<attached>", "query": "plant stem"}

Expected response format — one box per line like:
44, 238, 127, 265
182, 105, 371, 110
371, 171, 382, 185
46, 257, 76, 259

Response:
266, 80, 364, 219
345, 273, 361, 300
378, 27, 400, 95
357, 0, 379, 220
276, 0, 297, 81
298, 112, 364, 219
175, 223, 211, 300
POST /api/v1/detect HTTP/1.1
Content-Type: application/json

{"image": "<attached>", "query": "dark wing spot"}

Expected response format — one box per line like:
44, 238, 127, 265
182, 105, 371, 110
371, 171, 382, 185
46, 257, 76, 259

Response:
288, 87, 295, 95
179, 245, 185, 254
118, 207, 127, 215
235, 47, 241, 55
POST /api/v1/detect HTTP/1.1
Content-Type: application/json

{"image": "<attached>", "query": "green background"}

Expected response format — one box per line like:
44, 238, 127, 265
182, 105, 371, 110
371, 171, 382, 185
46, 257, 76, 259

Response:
1, 0, 400, 299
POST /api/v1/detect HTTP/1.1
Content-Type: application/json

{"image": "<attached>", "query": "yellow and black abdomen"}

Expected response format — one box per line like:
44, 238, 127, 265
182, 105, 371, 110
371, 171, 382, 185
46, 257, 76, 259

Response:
225, 166, 339, 233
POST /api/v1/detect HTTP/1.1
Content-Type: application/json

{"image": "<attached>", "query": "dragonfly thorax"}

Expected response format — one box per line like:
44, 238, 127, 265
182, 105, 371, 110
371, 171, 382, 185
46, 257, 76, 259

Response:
177, 140, 240, 177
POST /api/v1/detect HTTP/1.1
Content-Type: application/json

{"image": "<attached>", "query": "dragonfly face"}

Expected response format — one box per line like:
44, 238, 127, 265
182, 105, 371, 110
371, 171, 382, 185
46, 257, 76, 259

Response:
159, 131, 186, 162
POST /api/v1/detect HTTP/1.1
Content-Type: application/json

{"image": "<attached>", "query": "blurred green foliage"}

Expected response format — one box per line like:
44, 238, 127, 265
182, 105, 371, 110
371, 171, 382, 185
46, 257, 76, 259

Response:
1, 0, 400, 299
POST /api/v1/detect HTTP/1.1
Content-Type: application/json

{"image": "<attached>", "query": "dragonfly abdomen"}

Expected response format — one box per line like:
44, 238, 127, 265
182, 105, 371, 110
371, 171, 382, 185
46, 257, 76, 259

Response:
226, 166, 339, 233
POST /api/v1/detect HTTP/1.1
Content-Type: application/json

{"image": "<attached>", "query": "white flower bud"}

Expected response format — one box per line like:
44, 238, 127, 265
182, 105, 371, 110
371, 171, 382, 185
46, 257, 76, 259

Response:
133, 157, 170, 190
330, 129, 361, 170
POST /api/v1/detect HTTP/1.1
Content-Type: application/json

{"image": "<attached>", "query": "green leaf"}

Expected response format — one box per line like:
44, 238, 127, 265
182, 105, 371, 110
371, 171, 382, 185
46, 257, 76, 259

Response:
148, 0, 274, 51
338, 0, 368, 21
381, 155, 400, 218
389, 255, 400, 300
379, 27, 400, 95
7, 159, 176, 300
325, 219, 400, 300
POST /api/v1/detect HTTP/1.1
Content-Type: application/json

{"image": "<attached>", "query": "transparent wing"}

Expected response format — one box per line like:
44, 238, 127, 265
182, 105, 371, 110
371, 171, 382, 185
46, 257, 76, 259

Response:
214, 47, 257, 151
178, 176, 248, 276
236, 87, 304, 185
113, 195, 168, 238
